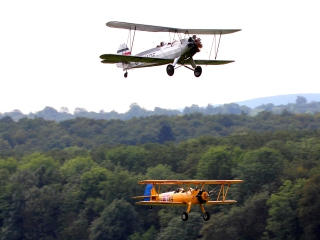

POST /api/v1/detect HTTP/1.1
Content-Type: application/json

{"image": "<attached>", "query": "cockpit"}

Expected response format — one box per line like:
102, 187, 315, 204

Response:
174, 188, 185, 193
157, 41, 167, 47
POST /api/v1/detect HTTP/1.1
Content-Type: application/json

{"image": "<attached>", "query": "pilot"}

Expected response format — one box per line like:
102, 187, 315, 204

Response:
175, 188, 185, 193
157, 42, 165, 48
187, 188, 194, 193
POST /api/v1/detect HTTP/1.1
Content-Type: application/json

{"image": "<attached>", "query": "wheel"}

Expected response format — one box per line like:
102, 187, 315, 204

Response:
181, 212, 188, 221
203, 212, 210, 221
194, 66, 202, 77
124, 72, 128, 78
166, 64, 174, 76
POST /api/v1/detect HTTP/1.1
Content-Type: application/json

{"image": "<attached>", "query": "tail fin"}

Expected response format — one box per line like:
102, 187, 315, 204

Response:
144, 184, 157, 201
117, 43, 131, 55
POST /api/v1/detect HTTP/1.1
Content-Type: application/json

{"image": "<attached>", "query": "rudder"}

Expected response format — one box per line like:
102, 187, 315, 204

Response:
143, 184, 158, 201
117, 43, 131, 55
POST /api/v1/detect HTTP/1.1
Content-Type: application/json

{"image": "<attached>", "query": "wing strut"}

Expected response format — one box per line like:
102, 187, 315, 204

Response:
169, 29, 184, 45
127, 26, 137, 54
209, 33, 222, 60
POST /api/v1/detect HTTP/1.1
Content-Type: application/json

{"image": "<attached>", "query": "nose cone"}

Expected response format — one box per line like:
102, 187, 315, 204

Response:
201, 191, 210, 201
186, 36, 202, 55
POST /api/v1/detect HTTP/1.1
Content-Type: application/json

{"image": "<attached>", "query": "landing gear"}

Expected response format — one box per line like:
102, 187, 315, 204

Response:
166, 57, 203, 77
194, 66, 202, 77
180, 203, 211, 221
181, 212, 188, 221
166, 64, 174, 76
124, 71, 128, 78
203, 212, 210, 221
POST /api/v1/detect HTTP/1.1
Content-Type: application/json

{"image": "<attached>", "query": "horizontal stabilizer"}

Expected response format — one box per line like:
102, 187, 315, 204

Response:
132, 196, 149, 199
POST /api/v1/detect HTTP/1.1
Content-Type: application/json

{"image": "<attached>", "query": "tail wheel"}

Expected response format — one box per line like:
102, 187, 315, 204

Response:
194, 66, 202, 77
124, 72, 128, 78
166, 64, 174, 76
203, 212, 210, 221
181, 212, 188, 221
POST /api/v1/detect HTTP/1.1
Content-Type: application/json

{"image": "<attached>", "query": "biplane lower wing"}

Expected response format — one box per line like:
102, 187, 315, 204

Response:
100, 54, 233, 66
136, 201, 186, 206
100, 54, 173, 64
180, 59, 234, 65
193, 59, 234, 65
206, 200, 237, 205
135, 200, 237, 205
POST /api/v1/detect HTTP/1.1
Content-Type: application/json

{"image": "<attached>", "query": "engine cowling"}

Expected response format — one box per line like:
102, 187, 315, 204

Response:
187, 35, 202, 54
196, 190, 209, 204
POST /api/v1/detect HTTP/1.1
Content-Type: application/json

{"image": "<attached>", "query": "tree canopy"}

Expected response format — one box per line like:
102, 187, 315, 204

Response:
0, 111, 320, 239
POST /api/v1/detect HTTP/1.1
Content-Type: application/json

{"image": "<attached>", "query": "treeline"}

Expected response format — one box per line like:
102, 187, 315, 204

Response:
1, 96, 320, 122
0, 112, 320, 239
1, 111, 320, 155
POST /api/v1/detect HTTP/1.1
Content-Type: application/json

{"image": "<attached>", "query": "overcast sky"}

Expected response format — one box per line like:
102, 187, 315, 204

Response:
1, 0, 319, 114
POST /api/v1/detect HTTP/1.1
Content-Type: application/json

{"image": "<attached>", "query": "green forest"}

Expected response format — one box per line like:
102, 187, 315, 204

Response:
0, 110, 320, 239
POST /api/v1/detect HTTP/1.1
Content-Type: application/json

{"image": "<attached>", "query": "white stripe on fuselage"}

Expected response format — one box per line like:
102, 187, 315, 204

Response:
116, 38, 190, 70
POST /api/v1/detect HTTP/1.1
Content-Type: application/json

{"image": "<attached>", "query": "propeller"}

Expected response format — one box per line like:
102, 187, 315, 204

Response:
196, 190, 209, 204
187, 35, 203, 54
195, 186, 219, 204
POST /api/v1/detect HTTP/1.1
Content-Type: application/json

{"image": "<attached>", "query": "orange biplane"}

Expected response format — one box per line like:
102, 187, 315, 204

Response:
133, 179, 243, 221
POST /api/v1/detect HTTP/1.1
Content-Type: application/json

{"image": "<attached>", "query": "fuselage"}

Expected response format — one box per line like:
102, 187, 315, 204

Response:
116, 38, 193, 70
153, 188, 210, 205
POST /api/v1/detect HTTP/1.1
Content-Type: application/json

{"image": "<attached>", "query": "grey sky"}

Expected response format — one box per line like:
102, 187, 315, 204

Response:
0, 0, 319, 113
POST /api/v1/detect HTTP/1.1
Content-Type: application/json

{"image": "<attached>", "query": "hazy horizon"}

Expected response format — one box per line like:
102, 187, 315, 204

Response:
2, 93, 319, 114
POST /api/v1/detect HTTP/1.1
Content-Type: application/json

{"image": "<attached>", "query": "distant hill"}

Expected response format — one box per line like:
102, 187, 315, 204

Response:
1, 93, 320, 122
236, 93, 320, 108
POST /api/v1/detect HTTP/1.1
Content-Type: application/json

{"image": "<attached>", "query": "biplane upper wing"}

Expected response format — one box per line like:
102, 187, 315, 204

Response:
100, 54, 173, 64
138, 180, 243, 185
107, 21, 241, 35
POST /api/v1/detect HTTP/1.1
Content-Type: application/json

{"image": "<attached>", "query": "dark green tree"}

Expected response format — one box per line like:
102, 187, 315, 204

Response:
196, 146, 234, 180
156, 213, 202, 240
89, 198, 140, 240
200, 191, 269, 240
264, 179, 305, 239
234, 147, 285, 202
22, 185, 61, 239
157, 125, 174, 144
298, 174, 320, 240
